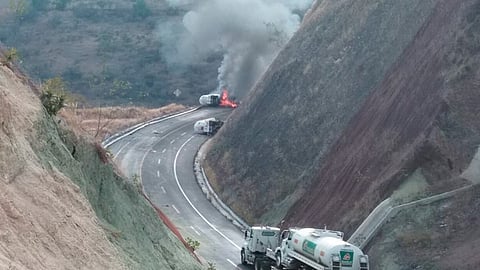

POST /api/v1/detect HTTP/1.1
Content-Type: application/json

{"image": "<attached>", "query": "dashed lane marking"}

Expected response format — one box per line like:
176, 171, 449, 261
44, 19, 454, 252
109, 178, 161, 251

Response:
161, 186, 166, 194
170, 139, 175, 144
190, 226, 201, 236
172, 204, 180, 214
158, 158, 161, 165
162, 148, 166, 153
157, 170, 160, 178
226, 259, 238, 268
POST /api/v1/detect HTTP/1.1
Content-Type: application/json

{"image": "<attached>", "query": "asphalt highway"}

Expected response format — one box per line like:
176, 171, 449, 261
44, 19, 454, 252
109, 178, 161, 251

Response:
107, 107, 249, 269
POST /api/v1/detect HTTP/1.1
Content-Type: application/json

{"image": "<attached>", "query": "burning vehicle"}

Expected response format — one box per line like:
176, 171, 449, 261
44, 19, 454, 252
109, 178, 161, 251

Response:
198, 89, 238, 108
193, 118, 224, 136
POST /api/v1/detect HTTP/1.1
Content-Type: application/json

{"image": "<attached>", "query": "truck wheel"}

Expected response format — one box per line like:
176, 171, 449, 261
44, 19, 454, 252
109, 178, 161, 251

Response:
275, 252, 284, 269
241, 250, 247, 265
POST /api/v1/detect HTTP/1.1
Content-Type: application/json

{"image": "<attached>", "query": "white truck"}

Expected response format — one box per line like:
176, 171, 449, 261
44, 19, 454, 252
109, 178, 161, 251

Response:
241, 226, 369, 270
193, 118, 223, 136
199, 94, 221, 106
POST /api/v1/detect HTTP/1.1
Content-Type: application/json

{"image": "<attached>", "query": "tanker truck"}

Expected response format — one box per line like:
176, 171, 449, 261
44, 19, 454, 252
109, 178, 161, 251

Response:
199, 94, 221, 106
241, 226, 369, 270
193, 118, 223, 136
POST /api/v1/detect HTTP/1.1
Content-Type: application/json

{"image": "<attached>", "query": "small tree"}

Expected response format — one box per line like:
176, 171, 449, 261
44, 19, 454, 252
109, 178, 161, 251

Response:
185, 237, 200, 251
41, 77, 68, 116
206, 262, 216, 270
1, 48, 19, 66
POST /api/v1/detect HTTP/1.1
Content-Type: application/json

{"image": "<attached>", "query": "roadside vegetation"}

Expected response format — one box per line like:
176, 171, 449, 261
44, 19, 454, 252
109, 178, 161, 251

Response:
0, 0, 220, 106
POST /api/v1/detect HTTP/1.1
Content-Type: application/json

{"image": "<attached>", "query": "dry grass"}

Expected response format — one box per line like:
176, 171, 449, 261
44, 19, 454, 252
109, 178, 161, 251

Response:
59, 103, 187, 141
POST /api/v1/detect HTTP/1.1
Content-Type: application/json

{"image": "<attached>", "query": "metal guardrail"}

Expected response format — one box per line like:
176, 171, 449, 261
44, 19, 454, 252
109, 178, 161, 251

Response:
194, 139, 250, 232
348, 184, 474, 249
102, 107, 199, 148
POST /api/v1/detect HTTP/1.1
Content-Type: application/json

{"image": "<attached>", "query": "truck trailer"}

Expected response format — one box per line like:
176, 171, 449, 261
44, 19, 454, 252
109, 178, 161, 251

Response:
241, 226, 369, 270
193, 118, 223, 136
199, 94, 221, 106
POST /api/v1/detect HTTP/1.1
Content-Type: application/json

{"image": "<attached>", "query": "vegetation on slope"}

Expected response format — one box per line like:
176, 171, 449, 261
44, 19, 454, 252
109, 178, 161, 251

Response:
0, 0, 220, 105
32, 96, 203, 269
0, 63, 123, 269
0, 50, 203, 268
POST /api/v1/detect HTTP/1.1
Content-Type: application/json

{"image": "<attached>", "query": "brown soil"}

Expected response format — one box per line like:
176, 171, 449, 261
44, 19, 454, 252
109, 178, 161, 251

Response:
282, 1, 480, 267
59, 103, 186, 141
0, 64, 124, 268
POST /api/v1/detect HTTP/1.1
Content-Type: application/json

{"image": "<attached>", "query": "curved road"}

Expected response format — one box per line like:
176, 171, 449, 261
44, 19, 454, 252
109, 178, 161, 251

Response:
107, 107, 248, 269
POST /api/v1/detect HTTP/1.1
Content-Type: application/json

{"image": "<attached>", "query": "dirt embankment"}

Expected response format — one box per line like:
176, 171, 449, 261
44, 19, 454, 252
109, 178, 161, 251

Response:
284, 0, 480, 233
0, 56, 203, 268
0, 64, 123, 269
205, 0, 439, 225
283, 1, 480, 268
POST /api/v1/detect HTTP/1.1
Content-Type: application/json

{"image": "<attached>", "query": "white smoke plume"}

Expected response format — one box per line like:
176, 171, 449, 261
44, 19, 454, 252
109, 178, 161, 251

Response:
157, 0, 313, 98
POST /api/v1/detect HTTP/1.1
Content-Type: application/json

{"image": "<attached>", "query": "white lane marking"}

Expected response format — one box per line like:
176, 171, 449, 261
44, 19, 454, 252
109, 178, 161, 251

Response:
157, 170, 160, 178
226, 259, 238, 268
181, 132, 187, 136
174, 136, 241, 250
162, 148, 166, 153
190, 226, 201, 236
137, 121, 198, 188
157, 158, 161, 165
161, 186, 166, 194
172, 204, 180, 214
113, 141, 132, 160
170, 139, 176, 144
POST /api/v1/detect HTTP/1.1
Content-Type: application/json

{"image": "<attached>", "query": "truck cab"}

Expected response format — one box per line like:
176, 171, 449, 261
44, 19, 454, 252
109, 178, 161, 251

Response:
241, 226, 280, 268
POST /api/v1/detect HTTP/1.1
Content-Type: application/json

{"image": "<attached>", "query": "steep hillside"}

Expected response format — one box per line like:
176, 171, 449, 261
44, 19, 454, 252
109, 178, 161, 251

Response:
206, 0, 480, 268
283, 0, 480, 234
0, 62, 123, 269
205, 0, 439, 224
0, 59, 203, 268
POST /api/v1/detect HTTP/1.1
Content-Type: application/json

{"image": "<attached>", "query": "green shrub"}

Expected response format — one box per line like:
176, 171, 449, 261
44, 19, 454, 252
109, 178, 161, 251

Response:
1, 47, 19, 65
185, 237, 200, 251
41, 77, 68, 116
207, 262, 217, 270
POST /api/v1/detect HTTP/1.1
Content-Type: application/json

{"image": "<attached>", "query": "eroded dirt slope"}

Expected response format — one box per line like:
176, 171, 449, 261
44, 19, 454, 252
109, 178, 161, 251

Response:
284, 0, 480, 235
205, 0, 439, 224
0, 57, 204, 269
0, 64, 123, 269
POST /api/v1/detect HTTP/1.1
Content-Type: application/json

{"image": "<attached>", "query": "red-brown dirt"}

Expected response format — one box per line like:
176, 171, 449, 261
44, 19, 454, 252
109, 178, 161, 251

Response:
283, 0, 480, 259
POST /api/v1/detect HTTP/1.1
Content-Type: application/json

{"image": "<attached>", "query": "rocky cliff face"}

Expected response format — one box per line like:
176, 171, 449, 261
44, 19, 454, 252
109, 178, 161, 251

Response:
206, 0, 480, 268
0, 56, 203, 269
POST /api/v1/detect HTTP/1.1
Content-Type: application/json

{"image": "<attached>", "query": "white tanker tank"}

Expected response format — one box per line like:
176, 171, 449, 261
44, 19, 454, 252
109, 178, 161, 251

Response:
242, 226, 369, 270
199, 94, 220, 106
289, 228, 367, 268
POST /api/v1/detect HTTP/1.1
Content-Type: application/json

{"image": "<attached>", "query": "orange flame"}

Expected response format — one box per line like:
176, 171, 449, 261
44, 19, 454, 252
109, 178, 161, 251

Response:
219, 89, 238, 108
